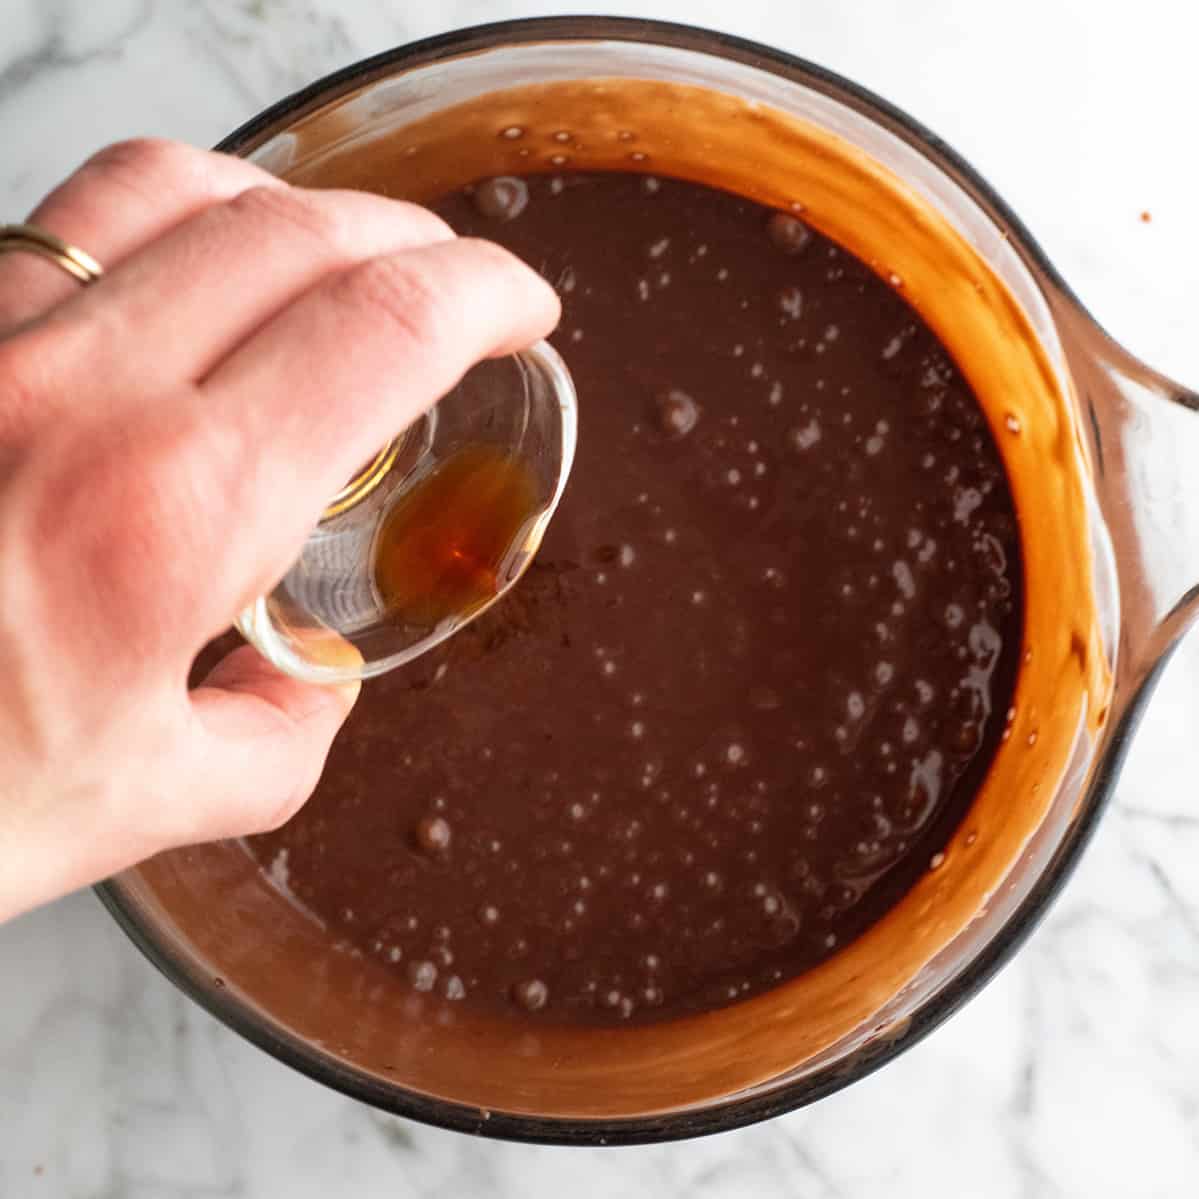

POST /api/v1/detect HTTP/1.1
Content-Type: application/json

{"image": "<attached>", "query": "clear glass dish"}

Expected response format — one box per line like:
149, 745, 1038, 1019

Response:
97, 17, 1199, 1145
237, 341, 577, 684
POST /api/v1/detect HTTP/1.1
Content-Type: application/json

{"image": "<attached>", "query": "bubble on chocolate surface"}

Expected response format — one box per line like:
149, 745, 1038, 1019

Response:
472, 176, 529, 221
512, 979, 549, 1011
723, 741, 747, 767
406, 960, 437, 992
789, 419, 822, 451
777, 285, 804, 319
414, 815, 451, 855
649, 388, 700, 438
767, 211, 812, 254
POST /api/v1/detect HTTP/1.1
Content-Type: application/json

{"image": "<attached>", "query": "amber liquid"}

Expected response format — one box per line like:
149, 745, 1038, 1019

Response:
373, 444, 541, 628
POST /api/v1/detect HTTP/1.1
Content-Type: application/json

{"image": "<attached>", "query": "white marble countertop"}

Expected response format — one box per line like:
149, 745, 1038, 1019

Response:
1, 2, 1196, 1196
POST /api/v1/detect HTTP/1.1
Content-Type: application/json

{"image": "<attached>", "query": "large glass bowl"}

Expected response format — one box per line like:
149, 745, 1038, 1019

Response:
97, 17, 1199, 1145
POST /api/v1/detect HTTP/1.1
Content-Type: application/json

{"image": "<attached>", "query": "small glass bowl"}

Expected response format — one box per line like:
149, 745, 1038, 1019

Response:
236, 339, 576, 683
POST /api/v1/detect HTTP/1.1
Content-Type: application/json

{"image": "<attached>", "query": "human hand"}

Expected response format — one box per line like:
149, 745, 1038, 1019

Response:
0, 139, 559, 923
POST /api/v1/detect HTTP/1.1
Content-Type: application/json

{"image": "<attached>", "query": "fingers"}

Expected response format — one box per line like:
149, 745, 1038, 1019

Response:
187, 236, 560, 618
44, 184, 454, 391
0, 138, 280, 334
179, 644, 359, 842
0, 632, 359, 919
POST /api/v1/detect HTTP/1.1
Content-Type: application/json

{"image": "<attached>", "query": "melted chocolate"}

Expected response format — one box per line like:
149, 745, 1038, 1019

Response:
250, 172, 1022, 1027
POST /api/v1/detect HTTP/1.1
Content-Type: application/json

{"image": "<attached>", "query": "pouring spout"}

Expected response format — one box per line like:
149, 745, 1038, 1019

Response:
1059, 307, 1199, 690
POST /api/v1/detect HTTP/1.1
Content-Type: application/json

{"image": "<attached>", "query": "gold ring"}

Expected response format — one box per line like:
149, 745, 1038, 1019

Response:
0, 223, 104, 285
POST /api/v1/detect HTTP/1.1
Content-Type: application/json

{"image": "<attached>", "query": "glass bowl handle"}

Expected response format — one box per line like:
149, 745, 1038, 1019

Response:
1063, 306, 1199, 694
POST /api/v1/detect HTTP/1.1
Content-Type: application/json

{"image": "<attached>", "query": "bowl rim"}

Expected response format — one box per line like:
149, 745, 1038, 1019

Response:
97, 14, 1136, 1146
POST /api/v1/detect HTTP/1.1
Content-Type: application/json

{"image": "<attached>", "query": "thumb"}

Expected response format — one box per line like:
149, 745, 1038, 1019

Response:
183, 644, 359, 842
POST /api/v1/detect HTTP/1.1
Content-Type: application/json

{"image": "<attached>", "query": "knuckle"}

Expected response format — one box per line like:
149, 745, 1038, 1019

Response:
226, 183, 347, 249
83, 137, 195, 190
337, 253, 452, 353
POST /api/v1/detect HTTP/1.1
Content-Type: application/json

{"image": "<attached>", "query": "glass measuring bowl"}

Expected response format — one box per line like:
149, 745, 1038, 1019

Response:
97, 18, 1199, 1145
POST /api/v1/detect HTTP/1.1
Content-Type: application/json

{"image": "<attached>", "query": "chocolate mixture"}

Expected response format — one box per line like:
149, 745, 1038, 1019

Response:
250, 172, 1022, 1026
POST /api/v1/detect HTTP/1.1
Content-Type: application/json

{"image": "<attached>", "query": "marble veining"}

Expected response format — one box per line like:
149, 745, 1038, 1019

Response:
0, 2, 1196, 1196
